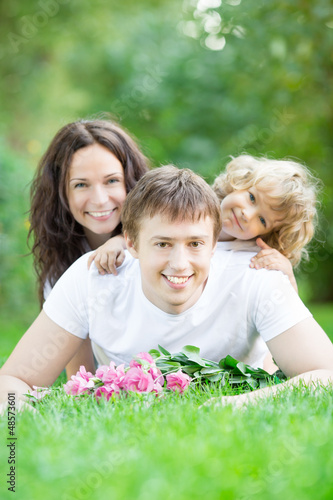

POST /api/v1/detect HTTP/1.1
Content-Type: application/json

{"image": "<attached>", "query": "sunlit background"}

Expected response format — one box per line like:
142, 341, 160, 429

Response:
1, 0, 333, 352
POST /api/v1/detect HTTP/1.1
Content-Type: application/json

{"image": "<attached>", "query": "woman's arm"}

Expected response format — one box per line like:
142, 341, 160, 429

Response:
87, 234, 126, 275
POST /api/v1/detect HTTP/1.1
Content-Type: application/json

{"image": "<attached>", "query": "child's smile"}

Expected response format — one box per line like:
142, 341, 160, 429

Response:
219, 187, 283, 241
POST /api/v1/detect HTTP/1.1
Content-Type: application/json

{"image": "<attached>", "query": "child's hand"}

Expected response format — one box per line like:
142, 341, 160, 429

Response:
87, 235, 126, 275
250, 238, 298, 293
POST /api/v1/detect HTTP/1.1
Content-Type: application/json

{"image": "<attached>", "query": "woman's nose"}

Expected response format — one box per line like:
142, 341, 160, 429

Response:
91, 185, 109, 205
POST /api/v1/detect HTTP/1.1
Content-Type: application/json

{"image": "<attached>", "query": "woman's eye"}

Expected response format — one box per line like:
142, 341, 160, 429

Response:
74, 183, 86, 188
259, 216, 266, 227
107, 178, 119, 184
249, 192, 255, 203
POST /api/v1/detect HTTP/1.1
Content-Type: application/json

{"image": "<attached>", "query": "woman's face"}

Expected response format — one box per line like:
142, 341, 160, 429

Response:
67, 144, 127, 244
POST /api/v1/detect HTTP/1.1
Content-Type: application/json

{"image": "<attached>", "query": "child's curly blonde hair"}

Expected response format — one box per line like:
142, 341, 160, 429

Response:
212, 155, 321, 266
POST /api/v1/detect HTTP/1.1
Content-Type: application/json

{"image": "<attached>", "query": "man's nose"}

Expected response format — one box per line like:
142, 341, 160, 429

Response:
169, 245, 188, 271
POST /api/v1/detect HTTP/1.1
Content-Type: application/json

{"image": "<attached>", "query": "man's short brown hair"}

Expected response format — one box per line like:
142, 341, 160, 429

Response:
121, 165, 222, 245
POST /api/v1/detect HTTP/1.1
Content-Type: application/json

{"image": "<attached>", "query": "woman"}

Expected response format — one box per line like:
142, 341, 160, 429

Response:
28, 119, 150, 377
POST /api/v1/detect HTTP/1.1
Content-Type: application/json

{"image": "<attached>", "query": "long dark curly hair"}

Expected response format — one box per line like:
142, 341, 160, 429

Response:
28, 119, 150, 307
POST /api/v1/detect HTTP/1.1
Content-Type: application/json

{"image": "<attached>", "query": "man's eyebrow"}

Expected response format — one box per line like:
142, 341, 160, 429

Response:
151, 235, 210, 240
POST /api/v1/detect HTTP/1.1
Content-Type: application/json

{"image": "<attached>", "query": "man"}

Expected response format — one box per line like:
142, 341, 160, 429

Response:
1, 166, 332, 409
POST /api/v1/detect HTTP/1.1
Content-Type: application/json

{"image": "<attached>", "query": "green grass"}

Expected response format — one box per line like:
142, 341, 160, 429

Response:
0, 303, 332, 500
0, 384, 332, 500
310, 303, 333, 341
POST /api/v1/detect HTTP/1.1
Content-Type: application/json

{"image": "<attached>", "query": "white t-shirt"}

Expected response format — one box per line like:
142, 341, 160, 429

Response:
43, 239, 92, 301
43, 242, 311, 368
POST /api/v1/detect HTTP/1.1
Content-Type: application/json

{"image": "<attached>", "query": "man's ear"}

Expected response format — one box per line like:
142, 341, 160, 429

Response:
124, 231, 139, 259
211, 241, 217, 257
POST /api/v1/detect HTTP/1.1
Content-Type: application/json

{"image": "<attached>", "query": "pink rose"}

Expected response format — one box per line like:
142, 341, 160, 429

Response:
123, 366, 155, 393
77, 365, 94, 381
29, 386, 51, 400
130, 352, 163, 384
95, 383, 119, 401
130, 352, 155, 368
166, 370, 192, 394
95, 362, 117, 382
63, 365, 96, 396
152, 381, 164, 393
95, 362, 126, 390
148, 365, 164, 384
64, 374, 95, 396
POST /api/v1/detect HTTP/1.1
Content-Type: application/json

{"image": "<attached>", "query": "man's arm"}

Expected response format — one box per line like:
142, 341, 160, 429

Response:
205, 317, 333, 408
266, 316, 333, 377
0, 310, 84, 406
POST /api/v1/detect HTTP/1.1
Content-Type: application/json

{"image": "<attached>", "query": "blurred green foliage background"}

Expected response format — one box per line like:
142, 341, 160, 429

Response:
1, 0, 333, 344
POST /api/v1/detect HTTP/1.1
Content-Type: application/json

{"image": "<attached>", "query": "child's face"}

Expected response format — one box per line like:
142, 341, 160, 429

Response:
219, 187, 283, 240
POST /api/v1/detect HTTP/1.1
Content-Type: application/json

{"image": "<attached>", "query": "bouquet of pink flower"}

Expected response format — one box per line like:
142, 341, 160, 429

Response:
63, 352, 192, 401
26, 345, 284, 404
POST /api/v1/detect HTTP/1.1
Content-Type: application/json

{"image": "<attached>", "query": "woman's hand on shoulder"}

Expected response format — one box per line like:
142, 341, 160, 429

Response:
250, 238, 298, 293
87, 235, 126, 275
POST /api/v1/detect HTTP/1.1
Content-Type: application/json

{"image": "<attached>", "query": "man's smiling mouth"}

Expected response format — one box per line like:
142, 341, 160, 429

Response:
165, 275, 190, 284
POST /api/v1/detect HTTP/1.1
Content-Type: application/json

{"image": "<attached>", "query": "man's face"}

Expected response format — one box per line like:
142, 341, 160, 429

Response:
125, 214, 217, 315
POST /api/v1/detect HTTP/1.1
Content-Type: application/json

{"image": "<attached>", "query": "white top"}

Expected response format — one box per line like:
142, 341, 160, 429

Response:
43, 242, 311, 368
43, 238, 91, 301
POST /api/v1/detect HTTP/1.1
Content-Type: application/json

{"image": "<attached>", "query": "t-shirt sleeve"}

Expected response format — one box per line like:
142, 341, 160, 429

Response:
43, 279, 52, 301
43, 253, 93, 339
249, 269, 312, 342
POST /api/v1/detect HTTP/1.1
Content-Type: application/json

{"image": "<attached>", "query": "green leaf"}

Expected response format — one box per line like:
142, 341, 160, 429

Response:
219, 355, 239, 370
182, 366, 202, 375
200, 367, 223, 375
244, 378, 258, 390
180, 346, 206, 367
204, 373, 225, 382
158, 345, 171, 356
149, 349, 161, 359
155, 360, 181, 373
235, 362, 250, 376
181, 345, 201, 355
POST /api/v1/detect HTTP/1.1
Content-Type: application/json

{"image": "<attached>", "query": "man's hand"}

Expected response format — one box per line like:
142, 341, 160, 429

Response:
202, 393, 251, 410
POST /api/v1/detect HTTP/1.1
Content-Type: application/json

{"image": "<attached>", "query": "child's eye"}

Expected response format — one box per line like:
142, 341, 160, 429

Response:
259, 216, 266, 227
249, 192, 255, 203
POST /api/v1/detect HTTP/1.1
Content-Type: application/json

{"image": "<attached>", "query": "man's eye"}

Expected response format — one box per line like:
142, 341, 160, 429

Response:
249, 192, 255, 203
190, 242, 201, 248
259, 216, 266, 227
157, 242, 168, 248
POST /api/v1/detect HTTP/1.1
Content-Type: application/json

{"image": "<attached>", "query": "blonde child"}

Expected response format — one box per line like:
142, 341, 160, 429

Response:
212, 154, 320, 292
90, 154, 320, 295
